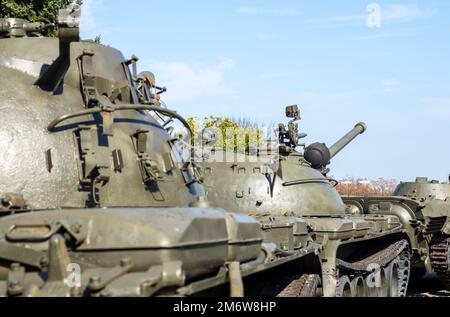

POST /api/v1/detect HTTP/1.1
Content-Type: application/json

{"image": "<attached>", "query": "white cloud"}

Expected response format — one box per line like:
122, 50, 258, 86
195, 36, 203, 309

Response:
383, 4, 436, 23
297, 89, 376, 105
420, 98, 450, 119
79, 0, 105, 38
298, 92, 319, 99
148, 58, 236, 102
297, 81, 400, 102
258, 71, 290, 80
345, 26, 428, 40
255, 32, 275, 41
236, 6, 302, 17
308, 4, 436, 28
383, 79, 400, 93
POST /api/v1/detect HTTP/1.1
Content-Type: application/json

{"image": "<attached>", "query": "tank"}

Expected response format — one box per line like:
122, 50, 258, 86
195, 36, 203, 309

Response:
197, 105, 412, 297
343, 177, 450, 289
0, 6, 325, 297
394, 177, 450, 201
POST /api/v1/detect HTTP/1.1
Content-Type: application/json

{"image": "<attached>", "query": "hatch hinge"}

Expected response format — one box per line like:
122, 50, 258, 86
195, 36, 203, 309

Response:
75, 125, 111, 206
122, 55, 140, 104
181, 162, 203, 186
77, 49, 100, 108
133, 130, 164, 185
0, 193, 29, 213
140, 155, 164, 185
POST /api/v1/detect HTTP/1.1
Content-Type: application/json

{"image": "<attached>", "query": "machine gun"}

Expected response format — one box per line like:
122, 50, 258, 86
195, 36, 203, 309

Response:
0, 18, 52, 38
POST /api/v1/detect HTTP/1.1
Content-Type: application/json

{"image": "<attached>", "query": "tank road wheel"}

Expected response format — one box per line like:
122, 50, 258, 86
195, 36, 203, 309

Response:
376, 268, 389, 297
277, 274, 321, 298
336, 275, 353, 297
386, 261, 400, 297
364, 268, 388, 297
365, 275, 377, 297
365, 255, 410, 297
350, 276, 367, 297
336, 240, 412, 297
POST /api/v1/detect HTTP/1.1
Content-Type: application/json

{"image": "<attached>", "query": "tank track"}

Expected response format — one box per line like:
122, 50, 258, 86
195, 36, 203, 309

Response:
337, 240, 411, 297
337, 240, 409, 271
277, 241, 411, 297
277, 274, 321, 297
397, 250, 412, 297
430, 235, 450, 289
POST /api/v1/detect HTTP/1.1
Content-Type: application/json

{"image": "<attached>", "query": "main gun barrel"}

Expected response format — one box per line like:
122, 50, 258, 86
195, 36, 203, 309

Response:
303, 122, 367, 170
329, 122, 367, 159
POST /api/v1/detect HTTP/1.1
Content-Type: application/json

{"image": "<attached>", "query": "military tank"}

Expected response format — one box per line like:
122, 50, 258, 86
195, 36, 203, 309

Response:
343, 177, 450, 289
195, 105, 412, 297
0, 5, 334, 297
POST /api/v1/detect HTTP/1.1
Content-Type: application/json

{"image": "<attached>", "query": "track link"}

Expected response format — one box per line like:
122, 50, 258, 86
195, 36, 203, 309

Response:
397, 250, 411, 297
277, 274, 321, 297
337, 240, 409, 272
430, 235, 450, 289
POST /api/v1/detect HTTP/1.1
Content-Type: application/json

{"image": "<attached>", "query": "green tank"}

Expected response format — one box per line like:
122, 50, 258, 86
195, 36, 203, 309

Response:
0, 6, 324, 297
394, 177, 450, 201
343, 177, 450, 289
197, 105, 412, 297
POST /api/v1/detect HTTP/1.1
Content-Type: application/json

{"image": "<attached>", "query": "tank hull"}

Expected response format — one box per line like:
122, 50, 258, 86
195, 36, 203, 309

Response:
343, 178, 450, 290
200, 148, 411, 296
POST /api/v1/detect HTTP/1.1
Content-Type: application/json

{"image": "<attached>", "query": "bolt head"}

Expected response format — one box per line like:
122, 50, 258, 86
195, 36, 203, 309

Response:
10, 263, 21, 271
120, 258, 132, 267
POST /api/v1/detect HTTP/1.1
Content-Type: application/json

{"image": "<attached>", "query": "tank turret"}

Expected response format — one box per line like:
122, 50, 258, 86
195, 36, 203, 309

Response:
393, 177, 450, 201
201, 105, 368, 217
0, 5, 204, 209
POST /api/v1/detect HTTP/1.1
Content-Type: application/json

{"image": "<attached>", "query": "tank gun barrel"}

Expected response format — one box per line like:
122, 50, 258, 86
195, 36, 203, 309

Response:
329, 122, 367, 159
304, 122, 367, 171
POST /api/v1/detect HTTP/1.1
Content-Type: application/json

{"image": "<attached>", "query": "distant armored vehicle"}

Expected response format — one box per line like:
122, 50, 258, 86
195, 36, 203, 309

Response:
394, 177, 450, 201
197, 105, 412, 297
344, 177, 450, 289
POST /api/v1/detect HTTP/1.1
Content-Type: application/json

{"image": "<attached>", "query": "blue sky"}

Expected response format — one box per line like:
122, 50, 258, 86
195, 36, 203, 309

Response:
80, 0, 450, 181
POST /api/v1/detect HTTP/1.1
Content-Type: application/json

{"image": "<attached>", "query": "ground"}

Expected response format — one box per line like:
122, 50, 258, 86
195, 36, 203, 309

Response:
408, 273, 450, 297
